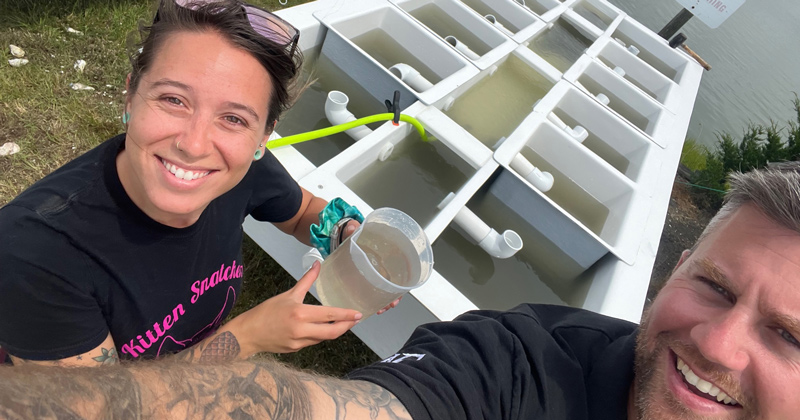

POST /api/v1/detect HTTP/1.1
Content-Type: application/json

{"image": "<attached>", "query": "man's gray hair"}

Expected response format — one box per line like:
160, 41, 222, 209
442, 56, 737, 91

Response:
693, 161, 800, 249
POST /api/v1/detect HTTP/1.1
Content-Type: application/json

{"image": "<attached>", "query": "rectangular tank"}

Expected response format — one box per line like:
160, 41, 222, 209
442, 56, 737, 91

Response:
392, 0, 517, 69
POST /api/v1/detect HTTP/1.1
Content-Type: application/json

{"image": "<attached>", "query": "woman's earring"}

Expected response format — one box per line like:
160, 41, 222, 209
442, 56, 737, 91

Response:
254, 145, 264, 160
122, 111, 130, 124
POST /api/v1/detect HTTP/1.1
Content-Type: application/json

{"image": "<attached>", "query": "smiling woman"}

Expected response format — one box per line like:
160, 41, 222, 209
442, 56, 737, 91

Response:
0, 0, 371, 367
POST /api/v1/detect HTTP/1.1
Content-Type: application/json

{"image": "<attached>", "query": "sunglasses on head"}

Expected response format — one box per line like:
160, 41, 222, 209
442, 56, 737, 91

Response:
157, 0, 299, 56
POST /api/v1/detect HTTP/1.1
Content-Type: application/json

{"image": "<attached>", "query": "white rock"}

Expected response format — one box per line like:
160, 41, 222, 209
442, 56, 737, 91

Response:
69, 83, 95, 91
74, 59, 87, 73
9, 44, 25, 58
0, 142, 21, 156
8, 58, 29, 67
66, 27, 83, 35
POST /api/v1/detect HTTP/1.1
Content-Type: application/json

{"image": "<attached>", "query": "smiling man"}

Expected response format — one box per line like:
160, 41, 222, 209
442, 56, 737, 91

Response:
1, 163, 799, 419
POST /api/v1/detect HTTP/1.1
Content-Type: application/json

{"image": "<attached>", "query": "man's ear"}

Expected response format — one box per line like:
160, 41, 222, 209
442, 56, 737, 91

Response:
673, 249, 692, 274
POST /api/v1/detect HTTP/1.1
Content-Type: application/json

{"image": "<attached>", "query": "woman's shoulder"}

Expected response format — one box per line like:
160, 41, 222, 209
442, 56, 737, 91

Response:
3, 134, 125, 219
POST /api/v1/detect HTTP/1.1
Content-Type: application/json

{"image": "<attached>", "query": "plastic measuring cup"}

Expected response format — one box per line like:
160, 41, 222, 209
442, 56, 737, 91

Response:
314, 208, 433, 319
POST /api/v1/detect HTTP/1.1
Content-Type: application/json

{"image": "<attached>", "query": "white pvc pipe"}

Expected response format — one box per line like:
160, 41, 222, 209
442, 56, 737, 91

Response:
478, 230, 523, 260
445, 36, 481, 61
453, 203, 491, 245
547, 113, 589, 143
324, 91, 372, 141
389, 63, 434, 92
510, 154, 555, 192
569, 125, 589, 143
439, 193, 523, 259
484, 14, 514, 36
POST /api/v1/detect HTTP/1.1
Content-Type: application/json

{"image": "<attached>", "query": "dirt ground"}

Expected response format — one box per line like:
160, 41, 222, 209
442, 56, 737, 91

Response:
647, 176, 716, 303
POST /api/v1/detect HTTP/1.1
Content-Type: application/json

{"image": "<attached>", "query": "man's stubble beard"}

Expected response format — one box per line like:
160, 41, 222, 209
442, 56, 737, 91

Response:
632, 307, 756, 420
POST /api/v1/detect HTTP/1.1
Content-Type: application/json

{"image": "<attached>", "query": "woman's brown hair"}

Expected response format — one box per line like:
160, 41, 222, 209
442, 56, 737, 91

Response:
127, 0, 303, 130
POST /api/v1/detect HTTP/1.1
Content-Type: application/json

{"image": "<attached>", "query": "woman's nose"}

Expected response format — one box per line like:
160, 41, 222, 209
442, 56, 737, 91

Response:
176, 117, 212, 157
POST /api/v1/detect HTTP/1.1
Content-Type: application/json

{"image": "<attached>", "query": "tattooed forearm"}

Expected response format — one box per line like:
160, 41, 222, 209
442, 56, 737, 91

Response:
0, 357, 409, 420
199, 331, 241, 362
299, 375, 411, 420
0, 363, 142, 419
172, 331, 242, 363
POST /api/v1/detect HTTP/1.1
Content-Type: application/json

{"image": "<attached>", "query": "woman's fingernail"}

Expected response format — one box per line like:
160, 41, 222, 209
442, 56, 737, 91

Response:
354, 312, 363, 320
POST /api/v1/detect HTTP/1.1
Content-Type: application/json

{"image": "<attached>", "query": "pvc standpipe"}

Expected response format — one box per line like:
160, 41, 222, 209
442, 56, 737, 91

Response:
438, 193, 523, 259
510, 154, 555, 192
484, 14, 514, 37
325, 91, 372, 141
445, 36, 481, 61
389, 63, 434, 92
546, 113, 590, 143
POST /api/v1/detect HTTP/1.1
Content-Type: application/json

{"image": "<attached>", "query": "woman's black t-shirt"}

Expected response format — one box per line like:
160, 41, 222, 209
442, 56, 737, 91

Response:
0, 134, 302, 360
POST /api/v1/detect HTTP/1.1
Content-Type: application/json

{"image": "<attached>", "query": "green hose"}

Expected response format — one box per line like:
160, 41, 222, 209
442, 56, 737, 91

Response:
267, 113, 428, 149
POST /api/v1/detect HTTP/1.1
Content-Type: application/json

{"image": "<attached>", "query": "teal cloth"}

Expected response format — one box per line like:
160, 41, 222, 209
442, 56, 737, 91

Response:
310, 198, 365, 257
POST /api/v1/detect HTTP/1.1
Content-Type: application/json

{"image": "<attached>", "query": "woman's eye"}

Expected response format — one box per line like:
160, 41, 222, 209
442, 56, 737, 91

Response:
165, 97, 183, 106
224, 115, 245, 126
777, 328, 800, 348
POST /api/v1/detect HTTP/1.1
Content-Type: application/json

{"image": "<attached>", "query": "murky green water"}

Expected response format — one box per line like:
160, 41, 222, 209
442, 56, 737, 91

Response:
345, 134, 475, 227
350, 28, 442, 85
444, 55, 553, 148
552, 109, 632, 175
528, 18, 593, 73
432, 185, 592, 310
275, 54, 386, 166
520, 147, 610, 236
409, 3, 490, 57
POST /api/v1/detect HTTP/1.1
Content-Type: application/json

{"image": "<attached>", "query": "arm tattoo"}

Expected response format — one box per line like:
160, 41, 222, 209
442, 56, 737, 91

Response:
199, 331, 241, 363
0, 364, 142, 419
299, 374, 411, 420
173, 331, 241, 363
1, 357, 409, 420
92, 347, 119, 365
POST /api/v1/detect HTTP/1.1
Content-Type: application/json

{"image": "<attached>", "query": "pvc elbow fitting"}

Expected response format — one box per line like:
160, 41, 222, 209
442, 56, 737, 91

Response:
484, 15, 514, 36
567, 125, 589, 143
478, 228, 523, 259
450, 198, 523, 259
324, 91, 372, 140
445, 36, 481, 61
510, 154, 554, 192
389, 63, 434, 92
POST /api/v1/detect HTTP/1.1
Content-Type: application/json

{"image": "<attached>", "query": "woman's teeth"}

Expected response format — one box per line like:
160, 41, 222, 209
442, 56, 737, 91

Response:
161, 159, 210, 181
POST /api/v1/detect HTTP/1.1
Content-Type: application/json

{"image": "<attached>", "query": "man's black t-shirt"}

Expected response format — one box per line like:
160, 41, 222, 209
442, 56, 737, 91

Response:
0, 134, 302, 361
349, 304, 638, 420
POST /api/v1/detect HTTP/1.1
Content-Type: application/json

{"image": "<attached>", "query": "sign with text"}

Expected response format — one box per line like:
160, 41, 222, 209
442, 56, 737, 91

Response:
676, 0, 746, 28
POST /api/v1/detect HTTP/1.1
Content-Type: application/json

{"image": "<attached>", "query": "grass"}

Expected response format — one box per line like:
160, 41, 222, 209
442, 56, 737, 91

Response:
679, 138, 707, 172
0, 0, 378, 377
